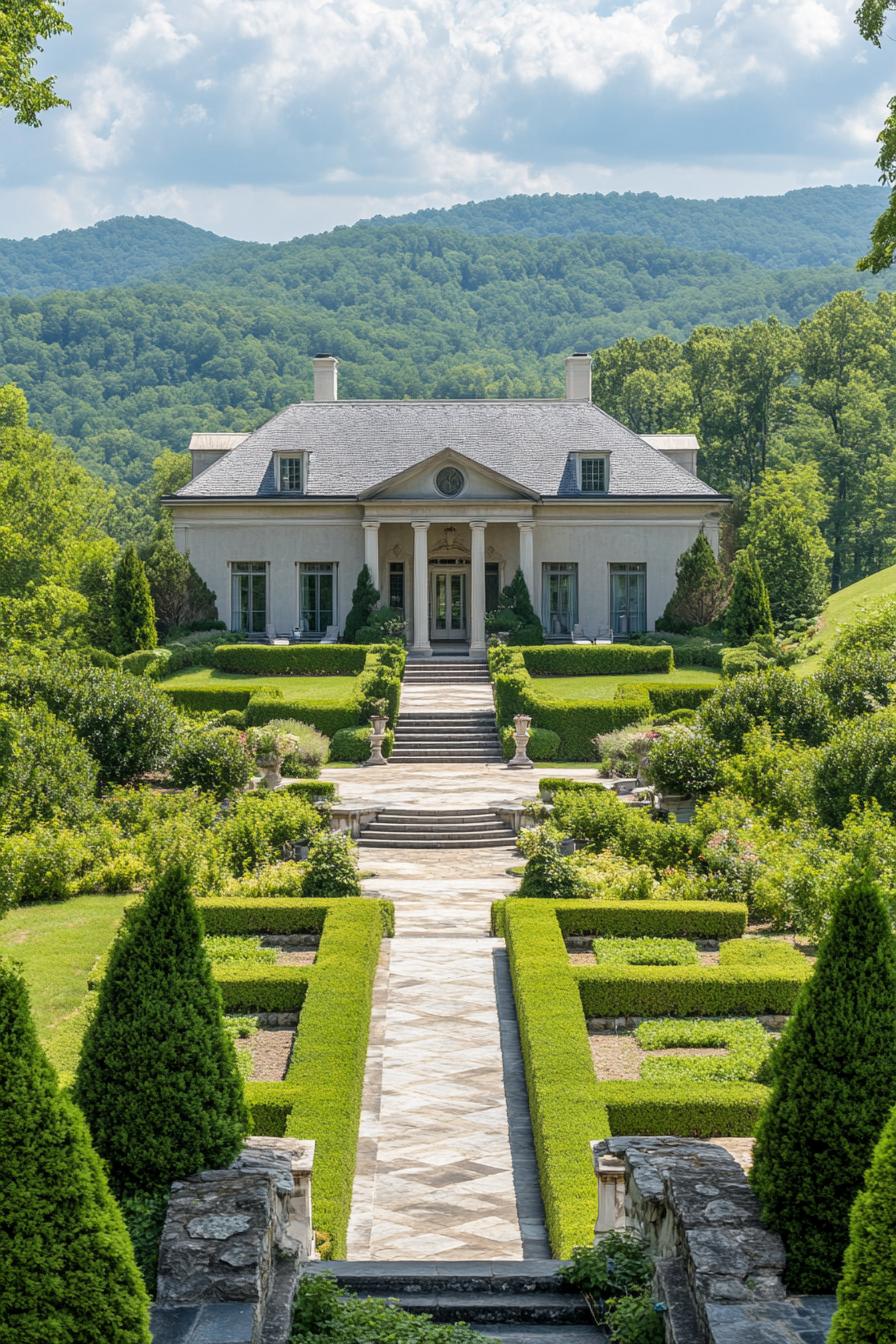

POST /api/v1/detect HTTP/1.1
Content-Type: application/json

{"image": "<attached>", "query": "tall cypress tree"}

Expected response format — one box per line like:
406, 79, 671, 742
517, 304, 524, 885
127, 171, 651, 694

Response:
724, 546, 774, 644
0, 960, 151, 1343
750, 858, 896, 1293
112, 542, 157, 655
342, 564, 379, 643
830, 1101, 896, 1343
73, 857, 248, 1197
659, 531, 728, 631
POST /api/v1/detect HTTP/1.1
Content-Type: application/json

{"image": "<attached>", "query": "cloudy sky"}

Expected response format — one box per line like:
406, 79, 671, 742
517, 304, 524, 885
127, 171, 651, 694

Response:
1, 0, 893, 241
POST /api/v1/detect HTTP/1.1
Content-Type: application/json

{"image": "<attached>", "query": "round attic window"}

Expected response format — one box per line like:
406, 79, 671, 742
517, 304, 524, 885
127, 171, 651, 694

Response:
435, 466, 465, 497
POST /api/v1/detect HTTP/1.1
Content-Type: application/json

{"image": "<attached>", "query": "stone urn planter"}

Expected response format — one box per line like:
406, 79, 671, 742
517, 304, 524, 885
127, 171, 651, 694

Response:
257, 753, 283, 790
507, 713, 534, 769
655, 792, 696, 824
364, 713, 390, 767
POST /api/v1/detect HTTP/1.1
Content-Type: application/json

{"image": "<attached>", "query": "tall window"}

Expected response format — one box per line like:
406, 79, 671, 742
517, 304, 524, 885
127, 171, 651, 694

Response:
610, 563, 646, 636
300, 562, 335, 634
278, 456, 304, 492
231, 562, 267, 634
485, 562, 501, 613
542, 563, 578, 636
388, 561, 405, 612
579, 456, 608, 493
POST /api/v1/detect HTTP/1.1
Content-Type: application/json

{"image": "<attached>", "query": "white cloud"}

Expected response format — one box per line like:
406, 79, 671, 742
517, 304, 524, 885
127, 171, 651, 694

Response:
60, 65, 149, 173
838, 82, 891, 148
113, 3, 199, 67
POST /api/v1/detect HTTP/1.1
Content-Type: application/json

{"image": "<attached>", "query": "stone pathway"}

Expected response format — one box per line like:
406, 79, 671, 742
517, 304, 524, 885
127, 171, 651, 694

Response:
347, 844, 549, 1261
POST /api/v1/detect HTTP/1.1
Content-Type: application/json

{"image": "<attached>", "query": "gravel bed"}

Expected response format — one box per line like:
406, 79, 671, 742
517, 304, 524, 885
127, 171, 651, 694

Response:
235, 1027, 296, 1082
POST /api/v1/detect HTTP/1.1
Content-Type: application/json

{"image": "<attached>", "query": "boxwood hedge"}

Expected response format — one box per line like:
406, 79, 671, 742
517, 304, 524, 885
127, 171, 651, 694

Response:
521, 645, 674, 676
213, 645, 368, 676
491, 897, 747, 940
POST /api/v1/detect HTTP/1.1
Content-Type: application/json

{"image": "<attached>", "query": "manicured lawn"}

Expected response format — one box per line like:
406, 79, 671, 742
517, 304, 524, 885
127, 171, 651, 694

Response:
797, 561, 896, 675
530, 668, 720, 702
160, 668, 359, 704
0, 894, 136, 1078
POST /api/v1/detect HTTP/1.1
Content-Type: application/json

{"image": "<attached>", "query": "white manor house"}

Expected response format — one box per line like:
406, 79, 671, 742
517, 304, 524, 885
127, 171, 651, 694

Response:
169, 354, 725, 655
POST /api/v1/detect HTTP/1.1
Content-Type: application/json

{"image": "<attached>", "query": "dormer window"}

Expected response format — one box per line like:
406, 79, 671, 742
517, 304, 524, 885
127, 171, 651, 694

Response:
578, 454, 608, 494
277, 455, 304, 493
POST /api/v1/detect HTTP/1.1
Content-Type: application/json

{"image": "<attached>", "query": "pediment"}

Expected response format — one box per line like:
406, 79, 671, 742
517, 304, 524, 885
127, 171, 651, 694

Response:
358, 448, 540, 502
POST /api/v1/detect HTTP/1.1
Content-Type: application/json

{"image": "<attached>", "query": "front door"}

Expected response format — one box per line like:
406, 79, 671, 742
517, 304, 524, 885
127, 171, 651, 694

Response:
431, 568, 468, 640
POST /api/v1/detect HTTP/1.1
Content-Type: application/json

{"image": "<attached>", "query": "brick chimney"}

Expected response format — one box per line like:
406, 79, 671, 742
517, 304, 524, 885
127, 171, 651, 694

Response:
565, 352, 593, 402
312, 354, 339, 402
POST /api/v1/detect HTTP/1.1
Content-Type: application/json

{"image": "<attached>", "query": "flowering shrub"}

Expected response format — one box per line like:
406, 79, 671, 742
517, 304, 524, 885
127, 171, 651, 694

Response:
643, 725, 723, 797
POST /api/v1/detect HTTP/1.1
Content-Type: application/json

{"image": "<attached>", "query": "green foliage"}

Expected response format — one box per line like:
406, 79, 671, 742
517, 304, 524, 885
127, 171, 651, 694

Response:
634, 1016, 773, 1085
0, 656, 179, 786
814, 708, 896, 825
517, 828, 589, 899
292, 1273, 490, 1342
698, 668, 833, 752
281, 779, 337, 803
501, 724, 560, 760
743, 466, 831, 627
221, 862, 307, 900
592, 937, 698, 966
301, 831, 361, 900
112, 544, 157, 655
575, 940, 809, 1017
487, 569, 543, 644
342, 566, 380, 644
605, 1290, 666, 1344
750, 859, 896, 1293
169, 726, 250, 798
658, 531, 728, 632
0, 960, 151, 1342
521, 645, 674, 676
829, 1101, 896, 1343
73, 856, 248, 1197
142, 530, 218, 637
644, 724, 723, 796
719, 726, 819, 824
0, 0, 70, 126
213, 644, 367, 675
355, 605, 406, 644
120, 647, 171, 678
724, 547, 775, 644
262, 719, 329, 776
0, 699, 97, 834
218, 790, 324, 875
559, 1231, 653, 1302
329, 725, 394, 762
555, 899, 748, 939
118, 1190, 169, 1296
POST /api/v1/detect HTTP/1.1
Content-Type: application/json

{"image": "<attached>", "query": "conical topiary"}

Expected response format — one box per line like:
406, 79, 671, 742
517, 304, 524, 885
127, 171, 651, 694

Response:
0, 959, 151, 1343
73, 856, 248, 1197
829, 1101, 896, 1343
342, 564, 379, 643
750, 857, 896, 1293
724, 546, 774, 644
112, 543, 157, 655
659, 531, 727, 632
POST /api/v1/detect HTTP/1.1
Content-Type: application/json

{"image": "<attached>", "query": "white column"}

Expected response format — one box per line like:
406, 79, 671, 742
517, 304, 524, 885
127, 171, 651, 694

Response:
411, 522, 431, 655
470, 521, 487, 654
518, 522, 535, 600
363, 521, 380, 597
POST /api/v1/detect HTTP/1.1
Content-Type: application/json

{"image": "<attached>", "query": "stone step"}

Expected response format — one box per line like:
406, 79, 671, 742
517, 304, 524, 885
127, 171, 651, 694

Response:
359, 835, 516, 848
389, 754, 504, 762
473, 1326, 605, 1342
354, 1291, 590, 1325
397, 716, 497, 723
374, 808, 499, 818
364, 823, 512, 837
393, 736, 500, 746
303, 1259, 572, 1297
371, 814, 509, 826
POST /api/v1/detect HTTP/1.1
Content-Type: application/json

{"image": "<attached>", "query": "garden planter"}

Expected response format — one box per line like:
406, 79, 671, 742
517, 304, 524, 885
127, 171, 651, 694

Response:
257, 754, 283, 789
507, 713, 534, 769
364, 714, 390, 767
655, 792, 696, 824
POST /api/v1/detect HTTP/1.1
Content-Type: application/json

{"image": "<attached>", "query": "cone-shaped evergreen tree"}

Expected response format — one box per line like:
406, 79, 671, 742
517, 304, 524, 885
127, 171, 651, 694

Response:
342, 564, 379, 643
829, 1101, 896, 1343
112, 543, 157, 655
0, 959, 151, 1343
724, 546, 774, 644
750, 857, 896, 1293
659, 531, 728, 631
503, 568, 539, 625
73, 857, 248, 1197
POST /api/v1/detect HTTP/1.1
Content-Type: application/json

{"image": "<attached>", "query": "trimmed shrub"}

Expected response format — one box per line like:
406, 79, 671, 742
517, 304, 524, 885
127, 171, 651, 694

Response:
213, 644, 367, 676
517, 828, 590, 899
829, 1101, 896, 1344
246, 690, 359, 738
73, 857, 248, 1197
121, 648, 172, 679
522, 644, 674, 676
593, 937, 698, 967
342, 565, 379, 644
634, 1017, 772, 1084
698, 668, 834, 753
282, 779, 337, 803
721, 646, 765, 679
599, 1081, 768, 1141
487, 568, 544, 645
814, 709, 896, 826
169, 726, 251, 799
554, 899, 748, 940
1, 657, 180, 784
163, 685, 252, 713
218, 790, 324, 874
644, 724, 723, 797
724, 547, 774, 645
750, 857, 896, 1293
0, 960, 151, 1342
641, 682, 715, 712
819, 649, 896, 719
330, 725, 395, 762
0, 699, 97, 834
658, 531, 728, 632
112, 542, 157, 655
356, 605, 406, 644
501, 724, 561, 761
301, 831, 361, 900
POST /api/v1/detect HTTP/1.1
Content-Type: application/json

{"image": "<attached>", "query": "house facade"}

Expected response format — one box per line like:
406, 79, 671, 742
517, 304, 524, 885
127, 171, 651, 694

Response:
167, 354, 725, 655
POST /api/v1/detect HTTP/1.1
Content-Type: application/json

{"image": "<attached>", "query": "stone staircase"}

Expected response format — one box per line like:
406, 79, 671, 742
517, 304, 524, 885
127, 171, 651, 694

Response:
358, 807, 516, 849
391, 711, 503, 763
302, 1261, 605, 1342
404, 656, 491, 685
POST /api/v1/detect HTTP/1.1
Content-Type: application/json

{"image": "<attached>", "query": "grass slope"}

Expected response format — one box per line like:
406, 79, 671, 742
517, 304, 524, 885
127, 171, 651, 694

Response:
799, 563, 896, 674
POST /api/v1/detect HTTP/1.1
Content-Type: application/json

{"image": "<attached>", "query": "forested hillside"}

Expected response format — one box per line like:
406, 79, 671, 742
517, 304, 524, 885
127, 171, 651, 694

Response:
2, 201, 895, 493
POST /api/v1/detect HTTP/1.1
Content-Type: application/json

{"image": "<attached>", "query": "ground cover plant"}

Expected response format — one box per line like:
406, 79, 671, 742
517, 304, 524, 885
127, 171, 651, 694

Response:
634, 1017, 773, 1085
292, 1273, 493, 1343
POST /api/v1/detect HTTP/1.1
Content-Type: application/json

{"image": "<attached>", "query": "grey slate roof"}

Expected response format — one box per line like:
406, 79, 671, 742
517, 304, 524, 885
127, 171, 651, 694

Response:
175, 400, 721, 500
